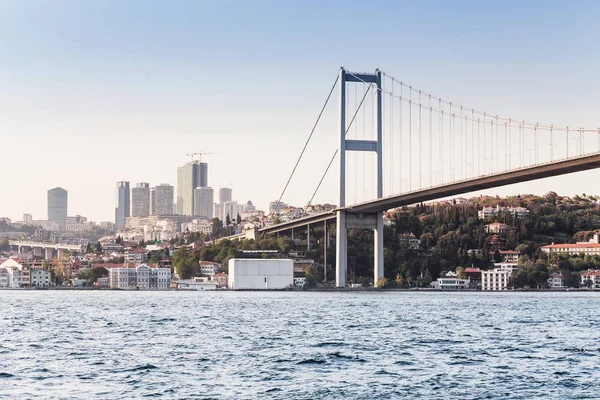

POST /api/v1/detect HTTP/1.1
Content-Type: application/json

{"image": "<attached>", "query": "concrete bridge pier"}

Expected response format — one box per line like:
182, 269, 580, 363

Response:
57, 249, 66, 259
335, 211, 347, 287
335, 211, 384, 287
33, 247, 43, 257
45, 248, 54, 260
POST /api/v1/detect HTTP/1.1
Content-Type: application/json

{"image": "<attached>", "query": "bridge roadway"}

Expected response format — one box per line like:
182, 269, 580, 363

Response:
261, 151, 600, 235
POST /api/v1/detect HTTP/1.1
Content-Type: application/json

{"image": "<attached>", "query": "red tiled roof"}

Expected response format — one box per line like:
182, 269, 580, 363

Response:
199, 261, 220, 266
542, 243, 600, 249
581, 270, 600, 277
499, 250, 519, 254
464, 267, 481, 273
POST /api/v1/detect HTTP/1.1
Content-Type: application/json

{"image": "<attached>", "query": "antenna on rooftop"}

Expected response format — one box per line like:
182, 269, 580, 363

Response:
185, 151, 218, 163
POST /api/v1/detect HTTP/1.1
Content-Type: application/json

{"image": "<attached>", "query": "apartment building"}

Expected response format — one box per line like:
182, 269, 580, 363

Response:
481, 268, 511, 291
108, 264, 171, 290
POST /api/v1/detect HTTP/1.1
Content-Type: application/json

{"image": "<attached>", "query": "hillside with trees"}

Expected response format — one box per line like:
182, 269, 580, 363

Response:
170, 192, 600, 287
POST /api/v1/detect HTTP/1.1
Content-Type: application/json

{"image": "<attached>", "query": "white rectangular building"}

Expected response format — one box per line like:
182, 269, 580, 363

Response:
228, 259, 293, 290
481, 268, 511, 291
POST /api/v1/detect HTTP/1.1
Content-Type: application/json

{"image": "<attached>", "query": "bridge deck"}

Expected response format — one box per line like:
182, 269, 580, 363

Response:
348, 152, 600, 213
262, 152, 600, 234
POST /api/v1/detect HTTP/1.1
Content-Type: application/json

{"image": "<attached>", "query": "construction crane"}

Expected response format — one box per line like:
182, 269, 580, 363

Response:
186, 151, 218, 163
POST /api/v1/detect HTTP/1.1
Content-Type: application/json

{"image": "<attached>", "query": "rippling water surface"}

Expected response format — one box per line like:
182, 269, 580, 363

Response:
1, 290, 600, 399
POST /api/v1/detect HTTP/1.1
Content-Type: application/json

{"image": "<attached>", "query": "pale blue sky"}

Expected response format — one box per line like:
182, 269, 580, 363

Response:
2, 1, 600, 222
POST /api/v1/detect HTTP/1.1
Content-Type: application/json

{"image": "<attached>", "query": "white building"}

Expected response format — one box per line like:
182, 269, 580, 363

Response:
481, 268, 511, 291
125, 248, 148, 264
108, 264, 171, 290
478, 205, 529, 219
580, 270, 600, 289
222, 201, 242, 223
199, 261, 221, 276
30, 269, 51, 287
541, 243, 600, 256
175, 279, 218, 291
547, 273, 566, 289
437, 276, 470, 289
0, 268, 8, 288
228, 259, 293, 290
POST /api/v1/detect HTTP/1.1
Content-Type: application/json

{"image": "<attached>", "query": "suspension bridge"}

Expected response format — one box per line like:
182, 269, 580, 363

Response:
260, 67, 600, 287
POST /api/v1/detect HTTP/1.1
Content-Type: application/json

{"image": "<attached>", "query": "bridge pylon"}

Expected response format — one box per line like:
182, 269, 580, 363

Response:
336, 68, 384, 287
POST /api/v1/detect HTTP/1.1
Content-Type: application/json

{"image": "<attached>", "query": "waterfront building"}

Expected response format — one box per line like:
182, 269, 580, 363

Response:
107, 264, 171, 289
481, 268, 511, 291
48, 187, 68, 229
199, 260, 221, 276
177, 162, 208, 216
213, 272, 228, 287
580, 270, 600, 289
175, 278, 218, 290
115, 181, 131, 229
0, 268, 8, 288
193, 187, 214, 218
547, 273, 566, 289
437, 271, 471, 289
154, 184, 174, 215
132, 183, 150, 217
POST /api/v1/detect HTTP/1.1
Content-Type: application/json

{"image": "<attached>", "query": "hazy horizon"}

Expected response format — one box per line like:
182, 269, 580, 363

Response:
3, 0, 600, 223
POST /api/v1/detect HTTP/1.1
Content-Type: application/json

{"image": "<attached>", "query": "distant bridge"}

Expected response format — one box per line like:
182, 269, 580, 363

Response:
263, 67, 600, 287
9, 240, 83, 259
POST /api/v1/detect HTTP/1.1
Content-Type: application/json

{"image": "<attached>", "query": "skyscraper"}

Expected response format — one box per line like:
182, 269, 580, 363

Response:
177, 162, 208, 216
132, 182, 150, 217
115, 181, 130, 229
219, 187, 232, 204
149, 187, 156, 216
47, 187, 68, 229
154, 184, 174, 215
193, 187, 214, 219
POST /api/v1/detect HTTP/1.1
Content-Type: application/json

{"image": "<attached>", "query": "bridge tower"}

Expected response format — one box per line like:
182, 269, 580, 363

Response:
336, 68, 384, 287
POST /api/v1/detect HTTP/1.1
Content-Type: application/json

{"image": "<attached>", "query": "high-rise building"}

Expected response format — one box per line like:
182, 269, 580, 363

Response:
154, 184, 174, 215
22, 214, 32, 224
199, 163, 208, 188
193, 187, 214, 219
222, 201, 242, 223
132, 183, 150, 217
115, 181, 130, 229
269, 200, 288, 214
47, 187, 68, 229
219, 187, 232, 205
177, 162, 208, 216
150, 187, 156, 216
244, 201, 256, 212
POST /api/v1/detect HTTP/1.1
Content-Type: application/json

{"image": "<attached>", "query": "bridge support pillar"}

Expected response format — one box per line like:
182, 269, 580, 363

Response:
306, 224, 310, 251
374, 212, 384, 285
18, 246, 23, 254
335, 210, 347, 287
33, 247, 43, 257
57, 249, 65, 259
45, 248, 54, 260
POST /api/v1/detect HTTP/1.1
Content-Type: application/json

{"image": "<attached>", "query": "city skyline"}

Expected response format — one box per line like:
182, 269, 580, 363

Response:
2, 1, 600, 222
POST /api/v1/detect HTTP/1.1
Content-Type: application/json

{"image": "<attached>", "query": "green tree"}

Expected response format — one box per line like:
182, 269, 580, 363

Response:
236, 214, 242, 225
456, 266, 466, 279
